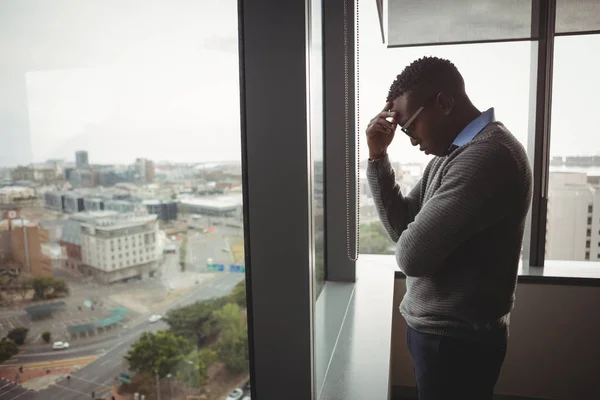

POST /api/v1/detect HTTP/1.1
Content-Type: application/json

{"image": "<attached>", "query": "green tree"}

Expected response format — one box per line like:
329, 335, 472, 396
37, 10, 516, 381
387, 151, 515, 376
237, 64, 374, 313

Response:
0, 338, 19, 363
32, 277, 54, 300
42, 331, 51, 343
7, 327, 29, 345
229, 280, 246, 308
50, 278, 69, 298
180, 348, 218, 387
16, 277, 32, 300
164, 296, 229, 347
31, 277, 69, 300
126, 330, 193, 378
213, 303, 248, 373
359, 222, 395, 255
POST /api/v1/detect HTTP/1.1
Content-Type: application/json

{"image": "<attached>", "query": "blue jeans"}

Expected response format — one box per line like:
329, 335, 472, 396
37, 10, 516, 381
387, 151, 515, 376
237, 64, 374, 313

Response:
407, 326, 507, 400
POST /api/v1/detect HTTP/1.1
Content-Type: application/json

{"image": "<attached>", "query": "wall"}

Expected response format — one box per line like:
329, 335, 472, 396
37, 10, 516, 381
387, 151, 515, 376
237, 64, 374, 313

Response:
10, 225, 52, 277
391, 278, 600, 400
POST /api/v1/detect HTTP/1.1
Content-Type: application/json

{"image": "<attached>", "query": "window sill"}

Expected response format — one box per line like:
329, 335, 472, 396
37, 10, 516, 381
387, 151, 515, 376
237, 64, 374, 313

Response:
317, 256, 396, 400
359, 253, 600, 286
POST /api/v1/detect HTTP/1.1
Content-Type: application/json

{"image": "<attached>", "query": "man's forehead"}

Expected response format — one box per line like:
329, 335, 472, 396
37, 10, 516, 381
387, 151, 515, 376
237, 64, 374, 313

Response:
391, 93, 413, 118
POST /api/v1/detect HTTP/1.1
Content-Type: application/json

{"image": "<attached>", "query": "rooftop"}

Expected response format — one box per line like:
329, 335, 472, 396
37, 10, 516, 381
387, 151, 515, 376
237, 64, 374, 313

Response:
180, 195, 242, 210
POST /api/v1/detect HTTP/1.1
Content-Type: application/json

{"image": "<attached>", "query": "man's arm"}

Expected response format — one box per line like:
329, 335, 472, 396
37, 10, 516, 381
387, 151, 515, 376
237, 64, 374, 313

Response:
367, 154, 424, 242
395, 144, 520, 277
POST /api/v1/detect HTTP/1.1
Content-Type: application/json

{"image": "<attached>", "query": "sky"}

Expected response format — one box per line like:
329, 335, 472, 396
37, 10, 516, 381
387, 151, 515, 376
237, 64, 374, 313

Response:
0, 0, 598, 167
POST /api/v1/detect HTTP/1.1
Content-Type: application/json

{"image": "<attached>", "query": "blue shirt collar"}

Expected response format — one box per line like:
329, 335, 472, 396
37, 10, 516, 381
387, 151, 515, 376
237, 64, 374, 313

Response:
451, 107, 495, 148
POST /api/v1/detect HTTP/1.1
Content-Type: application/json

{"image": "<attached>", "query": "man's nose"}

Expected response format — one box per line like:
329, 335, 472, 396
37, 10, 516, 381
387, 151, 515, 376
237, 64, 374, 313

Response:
410, 137, 419, 147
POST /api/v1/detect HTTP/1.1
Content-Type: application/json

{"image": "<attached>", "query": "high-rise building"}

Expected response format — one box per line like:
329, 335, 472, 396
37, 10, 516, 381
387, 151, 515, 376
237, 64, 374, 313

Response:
75, 151, 89, 169
143, 200, 177, 221
546, 172, 600, 261
135, 158, 155, 183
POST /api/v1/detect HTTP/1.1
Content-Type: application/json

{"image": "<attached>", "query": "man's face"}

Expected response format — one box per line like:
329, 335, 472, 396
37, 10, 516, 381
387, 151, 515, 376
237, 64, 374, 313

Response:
391, 92, 451, 157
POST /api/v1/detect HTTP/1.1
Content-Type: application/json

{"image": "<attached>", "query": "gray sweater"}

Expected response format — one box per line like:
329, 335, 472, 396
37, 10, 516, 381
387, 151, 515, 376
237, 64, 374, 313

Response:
367, 122, 532, 343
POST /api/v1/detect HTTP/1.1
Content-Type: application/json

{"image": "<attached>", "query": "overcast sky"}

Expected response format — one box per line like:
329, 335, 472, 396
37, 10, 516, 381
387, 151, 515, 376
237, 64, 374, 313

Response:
1, 0, 598, 167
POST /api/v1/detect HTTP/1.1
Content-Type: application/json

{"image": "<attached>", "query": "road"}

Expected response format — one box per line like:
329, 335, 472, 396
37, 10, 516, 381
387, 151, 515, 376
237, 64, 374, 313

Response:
0, 272, 246, 400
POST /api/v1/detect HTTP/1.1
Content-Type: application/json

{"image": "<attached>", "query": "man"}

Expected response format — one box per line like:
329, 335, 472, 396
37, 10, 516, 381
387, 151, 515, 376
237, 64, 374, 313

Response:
366, 56, 532, 399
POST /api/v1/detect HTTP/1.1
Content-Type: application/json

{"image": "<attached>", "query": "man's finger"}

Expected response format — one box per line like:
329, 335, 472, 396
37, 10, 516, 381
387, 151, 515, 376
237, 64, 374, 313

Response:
381, 101, 393, 112
367, 122, 395, 137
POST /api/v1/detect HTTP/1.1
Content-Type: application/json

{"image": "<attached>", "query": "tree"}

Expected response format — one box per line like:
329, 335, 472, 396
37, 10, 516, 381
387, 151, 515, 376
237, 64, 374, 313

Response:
164, 297, 229, 347
180, 349, 218, 387
42, 331, 51, 343
7, 327, 29, 345
51, 278, 69, 297
32, 277, 69, 300
0, 338, 19, 363
229, 280, 246, 308
359, 222, 395, 255
16, 277, 32, 300
213, 303, 248, 373
126, 330, 193, 378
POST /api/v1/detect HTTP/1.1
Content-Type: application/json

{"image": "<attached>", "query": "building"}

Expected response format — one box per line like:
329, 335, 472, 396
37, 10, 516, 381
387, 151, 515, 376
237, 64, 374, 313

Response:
104, 200, 137, 213
75, 151, 89, 169
79, 214, 159, 283
64, 193, 85, 214
135, 158, 155, 183
180, 195, 243, 218
143, 200, 177, 222
0, 186, 35, 204
0, 215, 52, 278
546, 171, 600, 261
60, 211, 119, 274
95, 168, 123, 187
11, 166, 35, 182
69, 168, 94, 188
84, 197, 105, 211
44, 192, 65, 212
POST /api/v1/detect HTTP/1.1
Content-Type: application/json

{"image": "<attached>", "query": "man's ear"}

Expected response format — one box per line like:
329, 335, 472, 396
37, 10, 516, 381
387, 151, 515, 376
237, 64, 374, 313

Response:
436, 92, 454, 116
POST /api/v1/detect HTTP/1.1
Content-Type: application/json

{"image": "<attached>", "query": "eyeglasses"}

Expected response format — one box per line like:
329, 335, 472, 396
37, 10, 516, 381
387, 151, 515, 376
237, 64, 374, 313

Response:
400, 106, 425, 137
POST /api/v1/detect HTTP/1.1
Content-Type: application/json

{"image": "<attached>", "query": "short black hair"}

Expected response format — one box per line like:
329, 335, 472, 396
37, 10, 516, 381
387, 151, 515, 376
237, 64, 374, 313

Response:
386, 56, 465, 103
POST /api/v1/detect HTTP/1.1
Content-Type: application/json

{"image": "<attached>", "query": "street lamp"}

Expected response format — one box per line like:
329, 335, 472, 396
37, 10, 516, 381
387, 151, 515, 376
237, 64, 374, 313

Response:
155, 370, 161, 400
167, 374, 173, 398
186, 360, 194, 390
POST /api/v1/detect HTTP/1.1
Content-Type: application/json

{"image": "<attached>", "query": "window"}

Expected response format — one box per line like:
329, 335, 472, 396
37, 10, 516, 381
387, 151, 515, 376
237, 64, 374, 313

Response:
1, 2, 249, 397
546, 35, 600, 263
357, 0, 533, 258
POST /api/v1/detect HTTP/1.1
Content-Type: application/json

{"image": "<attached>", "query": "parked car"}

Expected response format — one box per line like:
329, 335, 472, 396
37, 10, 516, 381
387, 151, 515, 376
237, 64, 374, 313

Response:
52, 341, 70, 350
225, 388, 244, 400
148, 314, 162, 323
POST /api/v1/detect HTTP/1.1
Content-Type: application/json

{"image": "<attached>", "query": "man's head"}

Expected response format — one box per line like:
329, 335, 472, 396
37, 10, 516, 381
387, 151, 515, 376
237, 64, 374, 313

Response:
387, 56, 477, 156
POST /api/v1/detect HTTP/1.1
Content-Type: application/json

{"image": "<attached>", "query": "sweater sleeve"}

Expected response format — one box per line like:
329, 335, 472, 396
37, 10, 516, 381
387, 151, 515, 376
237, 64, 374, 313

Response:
396, 144, 517, 277
367, 154, 424, 242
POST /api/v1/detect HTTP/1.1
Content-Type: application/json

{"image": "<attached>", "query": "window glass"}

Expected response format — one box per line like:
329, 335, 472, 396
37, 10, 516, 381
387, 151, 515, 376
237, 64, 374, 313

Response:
359, 0, 533, 257
0, 1, 250, 398
546, 35, 600, 263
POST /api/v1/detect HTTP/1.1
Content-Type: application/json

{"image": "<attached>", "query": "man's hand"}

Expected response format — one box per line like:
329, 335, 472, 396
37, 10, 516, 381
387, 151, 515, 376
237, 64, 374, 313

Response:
366, 102, 397, 160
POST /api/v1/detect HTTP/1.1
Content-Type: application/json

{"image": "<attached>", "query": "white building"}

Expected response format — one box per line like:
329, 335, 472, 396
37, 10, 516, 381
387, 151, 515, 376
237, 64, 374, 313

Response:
80, 213, 159, 283
180, 195, 243, 218
546, 172, 600, 261
0, 186, 35, 203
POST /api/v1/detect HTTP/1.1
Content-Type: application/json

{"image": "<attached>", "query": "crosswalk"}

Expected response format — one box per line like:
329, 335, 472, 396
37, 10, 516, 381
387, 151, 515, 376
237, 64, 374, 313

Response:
0, 379, 34, 400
